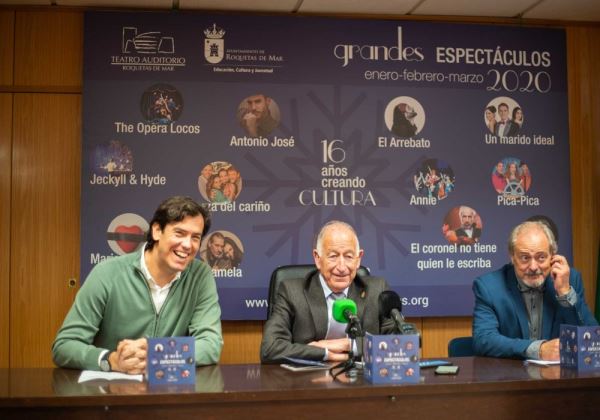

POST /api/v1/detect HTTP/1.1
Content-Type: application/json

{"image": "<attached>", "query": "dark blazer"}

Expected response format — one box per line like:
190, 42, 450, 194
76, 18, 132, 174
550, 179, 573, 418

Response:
494, 120, 519, 137
260, 270, 394, 363
472, 264, 598, 359
455, 227, 481, 242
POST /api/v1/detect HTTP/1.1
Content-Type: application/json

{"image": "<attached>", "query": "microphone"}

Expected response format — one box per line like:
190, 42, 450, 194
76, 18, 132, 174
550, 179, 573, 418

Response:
378, 291, 420, 337
332, 298, 364, 339
332, 298, 358, 323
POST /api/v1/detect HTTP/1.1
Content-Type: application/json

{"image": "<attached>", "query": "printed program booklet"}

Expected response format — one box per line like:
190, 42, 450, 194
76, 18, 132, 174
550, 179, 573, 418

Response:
147, 336, 195, 385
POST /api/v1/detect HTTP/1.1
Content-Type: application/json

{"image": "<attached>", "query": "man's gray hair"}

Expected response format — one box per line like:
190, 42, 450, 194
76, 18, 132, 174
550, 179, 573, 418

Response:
508, 221, 558, 256
314, 220, 360, 255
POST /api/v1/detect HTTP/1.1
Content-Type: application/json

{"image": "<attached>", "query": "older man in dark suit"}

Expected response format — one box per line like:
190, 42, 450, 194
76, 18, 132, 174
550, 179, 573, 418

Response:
260, 221, 394, 363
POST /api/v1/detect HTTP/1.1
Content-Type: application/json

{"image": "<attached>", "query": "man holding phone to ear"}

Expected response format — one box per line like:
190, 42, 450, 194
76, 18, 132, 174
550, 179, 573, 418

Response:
473, 221, 597, 360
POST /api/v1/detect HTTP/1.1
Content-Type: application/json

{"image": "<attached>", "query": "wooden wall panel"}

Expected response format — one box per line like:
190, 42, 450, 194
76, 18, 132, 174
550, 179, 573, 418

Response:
221, 321, 263, 364
10, 93, 81, 367
14, 10, 83, 90
421, 317, 472, 358
567, 26, 600, 313
0, 11, 14, 87
0, 94, 12, 368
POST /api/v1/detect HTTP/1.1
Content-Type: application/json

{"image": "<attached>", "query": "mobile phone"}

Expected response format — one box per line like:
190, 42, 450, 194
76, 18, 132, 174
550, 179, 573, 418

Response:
434, 365, 459, 375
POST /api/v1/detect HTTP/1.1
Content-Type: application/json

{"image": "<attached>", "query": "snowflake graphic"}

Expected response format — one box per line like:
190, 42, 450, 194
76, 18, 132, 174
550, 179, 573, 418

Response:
244, 86, 432, 269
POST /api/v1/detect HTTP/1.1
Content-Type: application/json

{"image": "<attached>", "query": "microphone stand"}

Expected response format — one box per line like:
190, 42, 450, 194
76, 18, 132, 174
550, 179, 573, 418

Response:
329, 318, 364, 380
392, 311, 422, 348
392, 316, 423, 348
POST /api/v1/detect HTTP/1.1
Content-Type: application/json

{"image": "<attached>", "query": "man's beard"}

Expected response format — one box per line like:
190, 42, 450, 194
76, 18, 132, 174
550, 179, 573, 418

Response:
522, 270, 545, 288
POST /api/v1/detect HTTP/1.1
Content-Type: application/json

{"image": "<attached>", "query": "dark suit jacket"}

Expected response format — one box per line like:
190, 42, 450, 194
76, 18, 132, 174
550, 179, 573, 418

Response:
260, 270, 393, 363
472, 264, 598, 359
494, 120, 519, 137
455, 227, 481, 241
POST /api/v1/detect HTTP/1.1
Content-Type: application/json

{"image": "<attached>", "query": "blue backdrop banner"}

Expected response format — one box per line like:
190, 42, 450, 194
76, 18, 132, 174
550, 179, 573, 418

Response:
82, 12, 571, 319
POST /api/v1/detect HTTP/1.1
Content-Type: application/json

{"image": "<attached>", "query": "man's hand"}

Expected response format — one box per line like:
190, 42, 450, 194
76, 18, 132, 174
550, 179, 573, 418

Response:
539, 338, 560, 361
109, 338, 147, 374
550, 254, 571, 296
242, 112, 259, 136
309, 338, 350, 362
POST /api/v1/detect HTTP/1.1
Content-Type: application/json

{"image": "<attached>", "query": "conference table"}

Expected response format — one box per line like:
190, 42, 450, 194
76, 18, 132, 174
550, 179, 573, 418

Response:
1, 357, 599, 419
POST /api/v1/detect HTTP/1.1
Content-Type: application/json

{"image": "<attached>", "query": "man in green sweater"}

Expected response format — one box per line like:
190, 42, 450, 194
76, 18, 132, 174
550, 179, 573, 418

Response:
52, 196, 223, 373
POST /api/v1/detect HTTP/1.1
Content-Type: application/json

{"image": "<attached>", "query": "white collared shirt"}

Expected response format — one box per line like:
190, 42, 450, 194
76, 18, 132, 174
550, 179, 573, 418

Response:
140, 249, 180, 314
318, 275, 349, 339
318, 275, 357, 359
497, 120, 508, 137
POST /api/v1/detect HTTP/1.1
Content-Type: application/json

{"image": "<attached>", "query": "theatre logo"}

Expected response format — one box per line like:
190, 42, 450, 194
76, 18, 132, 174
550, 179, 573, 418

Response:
204, 24, 226, 64
111, 26, 187, 72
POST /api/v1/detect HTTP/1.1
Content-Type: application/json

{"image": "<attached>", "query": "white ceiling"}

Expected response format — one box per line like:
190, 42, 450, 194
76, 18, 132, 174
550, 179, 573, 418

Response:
1, 0, 600, 22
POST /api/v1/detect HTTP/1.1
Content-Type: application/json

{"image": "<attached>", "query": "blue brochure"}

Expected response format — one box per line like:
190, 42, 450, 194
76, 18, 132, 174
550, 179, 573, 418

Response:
560, 324, 600, 371
363, 333, 420, 384
282, 356, 328, 367
147, 337, 195, 385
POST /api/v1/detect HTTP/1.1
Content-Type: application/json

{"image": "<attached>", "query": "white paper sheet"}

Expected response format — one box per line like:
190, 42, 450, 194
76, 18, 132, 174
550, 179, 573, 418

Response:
78, 370, 144, 383
525, 359, 560, 366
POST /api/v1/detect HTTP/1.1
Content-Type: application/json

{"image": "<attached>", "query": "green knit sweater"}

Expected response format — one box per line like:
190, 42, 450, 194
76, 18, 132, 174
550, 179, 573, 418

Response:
52, 249, 223, 370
